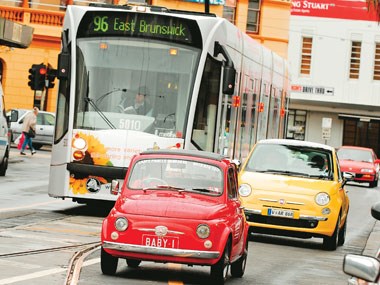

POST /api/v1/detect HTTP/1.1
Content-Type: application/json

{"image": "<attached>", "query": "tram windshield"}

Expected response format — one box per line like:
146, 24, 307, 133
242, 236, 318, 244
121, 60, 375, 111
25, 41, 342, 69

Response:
73, 37, 201, 137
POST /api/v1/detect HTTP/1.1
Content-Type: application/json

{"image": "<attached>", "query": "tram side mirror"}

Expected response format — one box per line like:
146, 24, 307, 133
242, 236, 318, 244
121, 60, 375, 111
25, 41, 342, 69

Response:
57, 52, 70, 80
57, 30, 70, 80
223, 65, 236, 95
214, 41, 236, 95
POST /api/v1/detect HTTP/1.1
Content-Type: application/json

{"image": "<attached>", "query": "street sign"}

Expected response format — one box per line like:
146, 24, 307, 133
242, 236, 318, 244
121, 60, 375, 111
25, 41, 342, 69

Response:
0, 18, 33, 48
322, 117, 332, 129
322, 118, 332, 140
322, 128, 331, 140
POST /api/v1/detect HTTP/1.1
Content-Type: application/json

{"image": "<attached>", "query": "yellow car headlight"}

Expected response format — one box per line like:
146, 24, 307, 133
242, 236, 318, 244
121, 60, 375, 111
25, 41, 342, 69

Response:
315, 192, 330, 206
238, 184, 252, 197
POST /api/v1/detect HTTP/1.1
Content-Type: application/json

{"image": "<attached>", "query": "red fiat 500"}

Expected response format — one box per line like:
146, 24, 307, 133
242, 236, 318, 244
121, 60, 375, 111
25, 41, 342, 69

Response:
101, 149, 249, 284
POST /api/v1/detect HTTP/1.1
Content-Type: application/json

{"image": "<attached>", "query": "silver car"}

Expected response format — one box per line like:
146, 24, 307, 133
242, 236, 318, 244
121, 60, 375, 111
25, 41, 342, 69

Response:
8, 109, 55, 150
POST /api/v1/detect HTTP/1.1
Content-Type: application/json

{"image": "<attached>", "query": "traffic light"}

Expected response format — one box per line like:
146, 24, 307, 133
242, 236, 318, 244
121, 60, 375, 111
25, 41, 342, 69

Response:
46, 68, 57, 89
28, 64, 38, 90
27, 64, 47, 91
36, 64, 47, 91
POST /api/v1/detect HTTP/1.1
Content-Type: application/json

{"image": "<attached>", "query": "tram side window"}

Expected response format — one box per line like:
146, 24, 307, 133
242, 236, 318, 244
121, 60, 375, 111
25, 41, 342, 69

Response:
54, 45, 71, 143
192, 56, 222, 151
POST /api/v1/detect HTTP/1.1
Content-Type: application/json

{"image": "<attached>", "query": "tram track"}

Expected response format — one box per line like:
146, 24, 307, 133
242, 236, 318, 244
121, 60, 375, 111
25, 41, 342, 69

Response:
64, 242, 101, 285
0, 241, 100, 258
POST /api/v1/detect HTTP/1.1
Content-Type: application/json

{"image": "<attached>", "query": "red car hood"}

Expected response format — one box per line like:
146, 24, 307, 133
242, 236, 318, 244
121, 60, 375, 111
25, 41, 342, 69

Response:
339, 160, 376, 172
116, 192, 226, 220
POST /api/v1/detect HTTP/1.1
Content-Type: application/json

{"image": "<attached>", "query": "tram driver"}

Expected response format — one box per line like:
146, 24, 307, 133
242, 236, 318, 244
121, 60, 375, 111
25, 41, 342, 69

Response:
118, 85, 153, 116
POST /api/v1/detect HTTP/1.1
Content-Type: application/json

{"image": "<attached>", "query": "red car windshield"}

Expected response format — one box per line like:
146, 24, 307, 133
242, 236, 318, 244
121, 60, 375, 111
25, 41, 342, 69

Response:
127, 158, 223, 195
338, 148, 373, 163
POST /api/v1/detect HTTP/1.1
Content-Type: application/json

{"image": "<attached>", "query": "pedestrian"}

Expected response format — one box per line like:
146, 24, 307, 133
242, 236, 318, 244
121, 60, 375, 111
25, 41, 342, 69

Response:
20, 106, 39, 155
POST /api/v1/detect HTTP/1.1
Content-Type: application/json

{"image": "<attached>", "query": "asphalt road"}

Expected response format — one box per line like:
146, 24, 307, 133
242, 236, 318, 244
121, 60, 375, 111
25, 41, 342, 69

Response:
0, 146, 379, 285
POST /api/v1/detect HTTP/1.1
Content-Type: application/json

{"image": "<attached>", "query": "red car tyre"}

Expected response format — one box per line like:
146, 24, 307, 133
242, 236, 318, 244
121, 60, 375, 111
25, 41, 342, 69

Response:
101, 247, 118, 275
210, 240, 230, 284
230, 239, 248, 278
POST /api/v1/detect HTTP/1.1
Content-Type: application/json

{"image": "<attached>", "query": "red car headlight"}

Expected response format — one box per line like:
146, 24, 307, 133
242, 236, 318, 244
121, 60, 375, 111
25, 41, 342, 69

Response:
115, 217, 128, 231
196, 224, 210, 239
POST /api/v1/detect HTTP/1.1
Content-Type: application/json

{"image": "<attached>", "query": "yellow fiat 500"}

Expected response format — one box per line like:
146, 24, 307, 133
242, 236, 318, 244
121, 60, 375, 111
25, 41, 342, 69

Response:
238, 139, 352, 251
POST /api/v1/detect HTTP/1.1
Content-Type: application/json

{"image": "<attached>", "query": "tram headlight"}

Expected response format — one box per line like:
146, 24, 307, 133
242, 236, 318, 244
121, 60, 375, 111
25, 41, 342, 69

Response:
72, 137, 87, 150
115, 217, 128, 231
73, 150, 85, 161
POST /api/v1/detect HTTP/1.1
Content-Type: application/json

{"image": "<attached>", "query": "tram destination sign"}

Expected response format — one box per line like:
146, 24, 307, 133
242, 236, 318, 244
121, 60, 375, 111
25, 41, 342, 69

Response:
77, 11, 202, 48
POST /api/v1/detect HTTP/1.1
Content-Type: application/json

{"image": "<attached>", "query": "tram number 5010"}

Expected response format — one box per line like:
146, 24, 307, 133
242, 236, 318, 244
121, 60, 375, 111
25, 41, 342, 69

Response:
119, 119, 141, 130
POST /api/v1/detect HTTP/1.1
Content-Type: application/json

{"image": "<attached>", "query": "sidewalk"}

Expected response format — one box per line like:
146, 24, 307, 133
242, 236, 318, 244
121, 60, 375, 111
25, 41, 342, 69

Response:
363, 219, 380, 257
8, 146, 25, 164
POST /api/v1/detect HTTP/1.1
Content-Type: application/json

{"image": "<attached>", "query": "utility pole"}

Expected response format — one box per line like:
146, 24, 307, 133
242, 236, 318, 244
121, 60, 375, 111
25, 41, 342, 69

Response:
205, 0, 210, 14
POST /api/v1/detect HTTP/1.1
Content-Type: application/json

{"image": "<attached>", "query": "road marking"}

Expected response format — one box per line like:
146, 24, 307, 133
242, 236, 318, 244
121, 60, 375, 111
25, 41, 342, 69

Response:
24, 226, 100, 236
0, 257, 185, 284
0, 258, 99, 285
0, 259, 41, 270
0, 200, 61, 212
0, 266, 66, 284
168, 263, 184, 285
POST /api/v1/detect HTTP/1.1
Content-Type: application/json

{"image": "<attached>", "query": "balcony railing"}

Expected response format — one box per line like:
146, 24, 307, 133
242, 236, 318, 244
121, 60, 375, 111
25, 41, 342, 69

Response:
0, 6, 64, 26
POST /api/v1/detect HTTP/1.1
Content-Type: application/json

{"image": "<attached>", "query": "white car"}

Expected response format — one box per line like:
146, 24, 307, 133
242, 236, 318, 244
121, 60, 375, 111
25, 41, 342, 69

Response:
7, 109, 55, 150
0, 85, 10, 176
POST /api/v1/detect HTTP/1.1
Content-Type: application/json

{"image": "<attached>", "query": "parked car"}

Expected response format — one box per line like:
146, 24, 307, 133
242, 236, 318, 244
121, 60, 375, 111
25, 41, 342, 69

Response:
101, 149, 249, 284
337, 146, 380, 188
0, 84, 10, 176
7, 109, 55, 150
238, 139, 353, 251
343, 201, 380, 284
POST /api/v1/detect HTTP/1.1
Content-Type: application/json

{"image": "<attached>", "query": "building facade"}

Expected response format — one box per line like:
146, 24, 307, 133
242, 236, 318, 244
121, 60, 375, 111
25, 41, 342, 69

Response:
0, 0, 290, 113
288, 0, 380, 155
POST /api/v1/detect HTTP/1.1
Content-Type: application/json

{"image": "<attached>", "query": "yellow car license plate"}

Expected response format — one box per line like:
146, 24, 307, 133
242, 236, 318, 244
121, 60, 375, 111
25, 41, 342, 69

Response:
267, 208, 294, 218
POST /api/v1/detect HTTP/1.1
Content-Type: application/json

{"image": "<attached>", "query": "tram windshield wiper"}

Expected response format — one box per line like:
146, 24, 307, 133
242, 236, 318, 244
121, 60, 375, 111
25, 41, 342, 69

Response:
84, 72, 116, 129
84, 97, 116, 129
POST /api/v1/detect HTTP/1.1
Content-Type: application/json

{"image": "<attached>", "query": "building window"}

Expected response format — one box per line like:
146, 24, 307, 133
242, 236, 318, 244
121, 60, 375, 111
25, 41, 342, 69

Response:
349, 41, 361, 79
223, 0, 236, 24
374, 43, 380, 80
300, 37, 312, 76
246, 0, 261, 33
286, 109, 306, 140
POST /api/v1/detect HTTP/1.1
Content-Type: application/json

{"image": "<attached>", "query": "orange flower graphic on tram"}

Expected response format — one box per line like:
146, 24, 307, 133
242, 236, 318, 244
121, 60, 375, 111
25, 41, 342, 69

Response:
70, 132, 113, 195
71, 132, 113, 166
